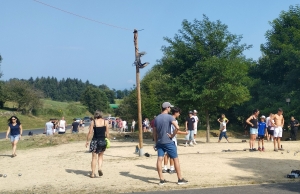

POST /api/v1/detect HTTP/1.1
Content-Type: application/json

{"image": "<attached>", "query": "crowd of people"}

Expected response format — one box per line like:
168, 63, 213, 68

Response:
4, 102, 299, 186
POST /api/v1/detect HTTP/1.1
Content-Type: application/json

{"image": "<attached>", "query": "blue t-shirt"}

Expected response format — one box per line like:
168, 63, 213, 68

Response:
154, 113, 175, 144
9, 123, 20, 136
258, 122, 266, 136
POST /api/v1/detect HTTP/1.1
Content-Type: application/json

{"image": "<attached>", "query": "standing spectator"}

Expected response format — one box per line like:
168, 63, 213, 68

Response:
131, 119, 136, 132
289, 116, 299, 140
185, 111, 195, 147
192, 110, 199, 144
257, 116, 266, 151
118, 118, 123, 133
86, 110, 109, 178
5, 116, 23, 158
218, 119, 229, 143
150, 116, 156, 132
273, 108, 284, 151
267, 113, 274, 142
112, 120, 116, 130
45, 119, 54, 136
246, 109, 259, 151
58, 116, 67, 134
143, 119, 147, 132
122, 120, 127, 132
153, 102, 188, 185
71, 118, 80, 134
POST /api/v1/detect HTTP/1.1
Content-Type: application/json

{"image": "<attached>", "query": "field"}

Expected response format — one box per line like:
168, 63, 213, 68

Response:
0, 128, 300, 194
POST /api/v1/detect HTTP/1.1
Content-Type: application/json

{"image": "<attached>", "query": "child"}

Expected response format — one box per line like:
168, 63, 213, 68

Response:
217, 114, 229, 131
162, 107, 188, 173
218, 119, 229, 143
258, 115, 267, 151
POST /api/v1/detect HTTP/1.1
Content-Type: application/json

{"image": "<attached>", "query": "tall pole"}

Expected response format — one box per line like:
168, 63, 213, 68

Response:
134, 29, 143, 156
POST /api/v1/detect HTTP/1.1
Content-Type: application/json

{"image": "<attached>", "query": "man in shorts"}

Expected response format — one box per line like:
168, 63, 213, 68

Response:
192, 110, 199, 144
273, 108, 284, 152
153, 102, 188, 185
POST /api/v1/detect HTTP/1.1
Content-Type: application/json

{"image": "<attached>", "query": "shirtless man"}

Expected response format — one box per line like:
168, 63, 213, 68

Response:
273, 108, 284, 152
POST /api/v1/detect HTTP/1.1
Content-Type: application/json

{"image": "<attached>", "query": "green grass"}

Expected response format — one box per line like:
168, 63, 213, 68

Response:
0, 100, 92, 132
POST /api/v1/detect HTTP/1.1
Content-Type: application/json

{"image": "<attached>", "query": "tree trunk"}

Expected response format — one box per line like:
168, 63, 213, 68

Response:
206, 110, 210, 143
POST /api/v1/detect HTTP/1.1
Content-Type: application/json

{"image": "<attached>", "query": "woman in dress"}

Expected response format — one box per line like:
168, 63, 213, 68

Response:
5, 116, 23, 157
246, 109, 260, 151
86, 110, 109, 178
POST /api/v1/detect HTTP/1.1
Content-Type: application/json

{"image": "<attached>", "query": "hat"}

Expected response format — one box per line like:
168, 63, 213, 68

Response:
189, 111, 193, 114
194, 110, 197, 113
162, 102, 174, 108
261, 115, 266, 119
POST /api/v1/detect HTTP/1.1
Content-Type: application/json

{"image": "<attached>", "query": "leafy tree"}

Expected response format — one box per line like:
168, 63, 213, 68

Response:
5, 79, 44, 114
159, 16, 253, 142
240, 5, 300, 121
80, 86, 109, 113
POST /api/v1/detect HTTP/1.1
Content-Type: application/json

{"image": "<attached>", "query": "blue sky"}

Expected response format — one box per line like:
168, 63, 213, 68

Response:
1, 0, 299, 90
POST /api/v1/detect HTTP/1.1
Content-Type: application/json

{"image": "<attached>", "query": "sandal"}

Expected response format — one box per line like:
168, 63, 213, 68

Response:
98, 170, 103, 176
90, 173, 95, 178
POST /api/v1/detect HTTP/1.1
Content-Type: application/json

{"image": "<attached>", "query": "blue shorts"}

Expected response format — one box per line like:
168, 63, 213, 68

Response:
156, 142, 178, 159
10, 135, 20, 142
219, 131, 228, 140
185, 130, 194, 141
250, 128, 258, 135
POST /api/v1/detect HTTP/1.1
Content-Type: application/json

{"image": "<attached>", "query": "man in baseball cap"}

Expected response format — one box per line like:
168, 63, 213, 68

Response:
162, 102, 174, 108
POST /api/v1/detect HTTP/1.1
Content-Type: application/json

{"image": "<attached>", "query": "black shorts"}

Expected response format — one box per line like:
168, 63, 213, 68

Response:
258, 135, 264, 139
268, 130, 274, 136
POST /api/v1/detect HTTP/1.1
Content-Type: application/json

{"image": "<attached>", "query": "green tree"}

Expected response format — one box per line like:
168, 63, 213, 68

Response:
241, 5, 300, 120
5, 79, 44, 114
159, 16, 253, 142
80, 86, 109, 113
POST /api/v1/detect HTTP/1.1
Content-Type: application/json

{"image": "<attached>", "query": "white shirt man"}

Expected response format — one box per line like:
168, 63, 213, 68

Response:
58, 117, 67, 134
122, 120, 127, 132
192, 110, 199, 144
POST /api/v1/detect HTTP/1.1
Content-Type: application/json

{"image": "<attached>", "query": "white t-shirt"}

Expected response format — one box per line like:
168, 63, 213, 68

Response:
122, 121, 127, 128
266, 117, 270, 127
221, 122, 226, 132
132, 121, 136, 127
170, 120, 178, 146
58, 120, 66, 132
192, 115, 199, 130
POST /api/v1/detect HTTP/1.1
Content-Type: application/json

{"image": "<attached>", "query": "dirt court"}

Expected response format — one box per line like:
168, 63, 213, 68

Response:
1, 127, 300, 194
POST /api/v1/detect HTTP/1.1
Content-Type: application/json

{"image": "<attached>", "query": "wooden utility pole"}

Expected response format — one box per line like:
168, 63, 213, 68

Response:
133, 29, 143, 156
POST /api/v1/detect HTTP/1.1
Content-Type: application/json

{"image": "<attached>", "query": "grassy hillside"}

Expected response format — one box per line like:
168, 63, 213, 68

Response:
0, 99, 92, 132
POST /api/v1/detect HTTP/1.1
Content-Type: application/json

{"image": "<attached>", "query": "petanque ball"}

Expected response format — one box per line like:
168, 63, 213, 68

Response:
3, 174, 7, 178
18, 173, 22, 176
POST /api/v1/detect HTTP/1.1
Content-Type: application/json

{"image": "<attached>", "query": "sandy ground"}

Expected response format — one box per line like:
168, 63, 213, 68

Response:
1, 127, 300, 194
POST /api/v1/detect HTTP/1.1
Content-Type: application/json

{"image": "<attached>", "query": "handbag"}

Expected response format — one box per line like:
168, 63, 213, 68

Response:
105, 138, 110, 148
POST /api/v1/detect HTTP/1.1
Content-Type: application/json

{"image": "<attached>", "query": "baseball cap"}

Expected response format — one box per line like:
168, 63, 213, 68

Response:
162, 102, 174, 108
189, 111, 193, 114
194, 110, 197, 113
261, 115, 266, 119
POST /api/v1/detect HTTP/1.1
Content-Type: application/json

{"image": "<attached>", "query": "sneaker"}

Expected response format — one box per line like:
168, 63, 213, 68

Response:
189, 143, 194, 147
159, 179, 167, 185
169, 169, 176, 174
258, 147, 261, 151
193, 141, 197, 145
262, 148, 265, 152
177, 178, 188, 185
162, 169, 168, 173
253, 148, 257, 151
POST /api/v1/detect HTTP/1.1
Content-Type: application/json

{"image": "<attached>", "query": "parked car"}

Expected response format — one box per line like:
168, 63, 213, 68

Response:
83, 116, 91, 122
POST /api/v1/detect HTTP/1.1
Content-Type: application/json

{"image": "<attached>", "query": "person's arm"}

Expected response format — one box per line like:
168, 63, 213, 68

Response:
19, 125, 23, 139
185, 120, 188, 130
153, 127, 157, 143
105, 121, 109, 139
226, 119, 229, 124
217, 118, 221, 123
6, 126, 10, 140
85, 122, 94, 147
246, 116, 253, 127
169, 120, 180, 138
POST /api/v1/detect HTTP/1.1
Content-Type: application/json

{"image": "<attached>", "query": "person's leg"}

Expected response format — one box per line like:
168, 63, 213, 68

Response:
273, 137, 277, 150
294, 129, 298, 140
224, 132, 229, 142
169, 158, 175, 172
97, 152, 104, 171
173, 157, 183, 179
278, 138, 281, 149
262, 139, 264, 151
91, 152, 97, 177
163, 154, 168, 172
157, 156, 164, 180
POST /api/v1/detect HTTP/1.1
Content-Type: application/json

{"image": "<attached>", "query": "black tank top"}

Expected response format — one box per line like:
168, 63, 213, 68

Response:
92, 119, 106, 140
250, 116, 258, 128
